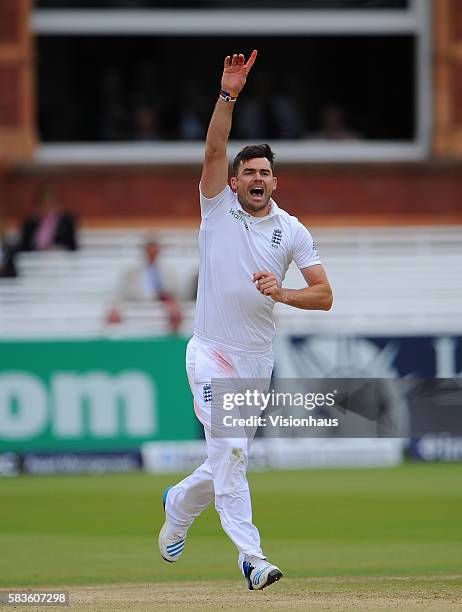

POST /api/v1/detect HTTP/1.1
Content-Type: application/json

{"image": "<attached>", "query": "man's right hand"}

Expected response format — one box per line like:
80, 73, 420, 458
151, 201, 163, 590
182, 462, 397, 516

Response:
221, 51, 258, 98
200, 50, 258, 199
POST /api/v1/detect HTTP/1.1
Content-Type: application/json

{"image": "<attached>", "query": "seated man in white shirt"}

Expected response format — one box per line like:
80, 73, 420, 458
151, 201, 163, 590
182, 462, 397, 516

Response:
107, 239, 182, 333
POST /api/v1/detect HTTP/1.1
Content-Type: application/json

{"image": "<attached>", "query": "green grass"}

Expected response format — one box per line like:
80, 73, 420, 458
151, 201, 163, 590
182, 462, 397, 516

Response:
1, 463, 462, 587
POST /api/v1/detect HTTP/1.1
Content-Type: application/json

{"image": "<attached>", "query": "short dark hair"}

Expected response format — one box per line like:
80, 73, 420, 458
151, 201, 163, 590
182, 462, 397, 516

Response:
231, 144, 275, 177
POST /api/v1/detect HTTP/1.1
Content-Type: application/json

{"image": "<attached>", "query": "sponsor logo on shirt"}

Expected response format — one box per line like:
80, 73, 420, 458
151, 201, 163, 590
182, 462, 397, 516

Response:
271, 228, 283, 248
229, 208, 249, 230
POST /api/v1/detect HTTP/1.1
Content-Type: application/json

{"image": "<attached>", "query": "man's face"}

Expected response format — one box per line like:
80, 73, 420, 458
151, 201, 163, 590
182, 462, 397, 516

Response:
230, 157, 277, 215
144, 242, 160, 263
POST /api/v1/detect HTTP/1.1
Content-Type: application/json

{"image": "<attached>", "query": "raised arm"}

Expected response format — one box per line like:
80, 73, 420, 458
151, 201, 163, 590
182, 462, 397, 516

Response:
200, 50, 257, 199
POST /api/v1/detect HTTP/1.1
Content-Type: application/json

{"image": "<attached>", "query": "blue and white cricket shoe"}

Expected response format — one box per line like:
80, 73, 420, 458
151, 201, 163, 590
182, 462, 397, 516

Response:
158, 485, 186, 563
240, 556, 283, 590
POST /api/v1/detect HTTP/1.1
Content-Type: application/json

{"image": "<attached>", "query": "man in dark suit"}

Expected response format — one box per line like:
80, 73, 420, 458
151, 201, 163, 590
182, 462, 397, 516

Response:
19, 187, 77, 252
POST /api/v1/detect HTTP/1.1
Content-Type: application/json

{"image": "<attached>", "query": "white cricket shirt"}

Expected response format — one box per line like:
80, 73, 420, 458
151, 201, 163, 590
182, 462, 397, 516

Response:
194, 185, 321, 356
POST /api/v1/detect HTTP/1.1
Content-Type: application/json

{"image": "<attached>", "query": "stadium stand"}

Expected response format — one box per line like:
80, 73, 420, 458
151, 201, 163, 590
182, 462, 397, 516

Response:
0, 225, 461, 338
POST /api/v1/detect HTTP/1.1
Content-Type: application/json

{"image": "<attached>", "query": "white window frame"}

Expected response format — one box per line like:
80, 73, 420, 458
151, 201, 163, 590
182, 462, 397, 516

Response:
32, 0, 432, 165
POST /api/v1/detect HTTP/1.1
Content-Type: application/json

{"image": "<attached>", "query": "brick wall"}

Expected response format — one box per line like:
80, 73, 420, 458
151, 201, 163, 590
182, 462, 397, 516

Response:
3, 163, 462, 228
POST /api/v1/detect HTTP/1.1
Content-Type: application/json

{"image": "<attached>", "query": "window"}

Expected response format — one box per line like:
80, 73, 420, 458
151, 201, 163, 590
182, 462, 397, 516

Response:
37, 35, 415, 143
32, 0, 431, 163
37, 1, 409, 9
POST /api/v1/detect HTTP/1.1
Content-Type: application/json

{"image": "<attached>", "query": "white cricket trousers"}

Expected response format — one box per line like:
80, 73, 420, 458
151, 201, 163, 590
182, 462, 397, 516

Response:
165, 336, 273, 559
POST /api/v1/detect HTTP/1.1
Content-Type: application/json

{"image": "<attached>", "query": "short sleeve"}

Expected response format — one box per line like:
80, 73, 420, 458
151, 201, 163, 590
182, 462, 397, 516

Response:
291, 221, 321, 269
199, 183, 231, 219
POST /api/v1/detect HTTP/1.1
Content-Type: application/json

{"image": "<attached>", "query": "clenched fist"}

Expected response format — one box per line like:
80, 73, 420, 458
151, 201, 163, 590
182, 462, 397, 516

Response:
253, 271, 286, 303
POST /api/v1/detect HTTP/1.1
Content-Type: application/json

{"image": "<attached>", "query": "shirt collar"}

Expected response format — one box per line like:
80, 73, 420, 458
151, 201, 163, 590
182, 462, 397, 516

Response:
268, 198, 282, 218
235, 194, 283, 221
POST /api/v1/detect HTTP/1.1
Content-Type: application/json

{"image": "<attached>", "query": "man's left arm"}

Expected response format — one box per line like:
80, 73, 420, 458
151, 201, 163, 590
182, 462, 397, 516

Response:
253, 265, 333, 311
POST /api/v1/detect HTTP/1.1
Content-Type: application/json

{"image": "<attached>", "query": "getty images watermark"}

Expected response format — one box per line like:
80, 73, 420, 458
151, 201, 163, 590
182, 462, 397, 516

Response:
209, 377, 462, 439
222, 388, 339, 428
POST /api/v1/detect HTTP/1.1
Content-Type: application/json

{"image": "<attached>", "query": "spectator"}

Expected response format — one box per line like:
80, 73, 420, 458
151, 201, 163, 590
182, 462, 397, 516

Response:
0, 218, 17, 278
19, 187, 78, 252
133, 104, 161, 141
99, 67, 130, 141
178, 81, 207, 140
107, 238, 182, 334
235, 74, 272, 139
272, 75, 306, 139
316, 103, 362, 140
235, 73, 305, 140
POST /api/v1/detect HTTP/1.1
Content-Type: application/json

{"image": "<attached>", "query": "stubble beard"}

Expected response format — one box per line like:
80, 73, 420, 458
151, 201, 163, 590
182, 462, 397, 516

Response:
238, 193, 271, 216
